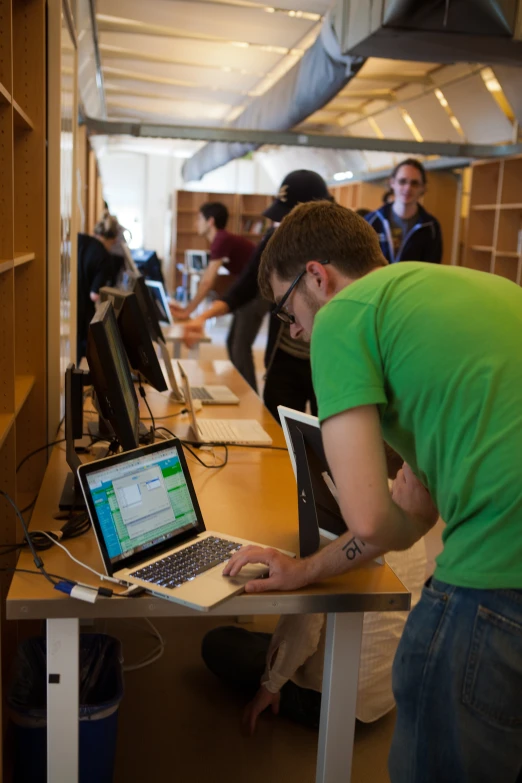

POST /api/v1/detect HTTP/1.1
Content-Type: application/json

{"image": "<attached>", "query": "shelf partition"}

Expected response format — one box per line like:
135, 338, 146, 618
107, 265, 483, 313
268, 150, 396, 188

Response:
13, 251, 35, 267
0, 81, 10, 104
0, 414, 14, 450
0, 3, 48, 762
14, 374, 35, 415
0, 259, 13, 274
462, 155, 522, 288
12, 99, 34, 130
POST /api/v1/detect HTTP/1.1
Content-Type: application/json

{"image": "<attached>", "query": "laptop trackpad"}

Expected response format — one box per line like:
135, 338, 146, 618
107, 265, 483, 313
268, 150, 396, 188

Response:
212, 563, 268, 587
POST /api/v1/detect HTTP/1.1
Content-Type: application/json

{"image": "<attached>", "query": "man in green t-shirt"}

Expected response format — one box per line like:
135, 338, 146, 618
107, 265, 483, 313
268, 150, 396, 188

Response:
224, 200, 522, 783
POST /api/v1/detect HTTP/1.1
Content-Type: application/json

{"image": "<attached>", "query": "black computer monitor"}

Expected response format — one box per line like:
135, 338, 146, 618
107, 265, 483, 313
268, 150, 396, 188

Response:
86, 301, 140, 451
278, 407, 346, 557
99, 287, 167, 392
131, 274, 164, 344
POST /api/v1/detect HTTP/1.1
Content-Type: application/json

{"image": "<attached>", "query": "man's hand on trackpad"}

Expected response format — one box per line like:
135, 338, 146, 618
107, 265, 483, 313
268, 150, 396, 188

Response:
223, 546, 309, 593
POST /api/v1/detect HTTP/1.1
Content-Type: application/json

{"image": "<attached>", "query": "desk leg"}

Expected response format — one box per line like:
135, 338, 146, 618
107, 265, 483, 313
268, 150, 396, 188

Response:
47, 618, 79, 783
316, 612, 363, 783
172, 341, 181, 359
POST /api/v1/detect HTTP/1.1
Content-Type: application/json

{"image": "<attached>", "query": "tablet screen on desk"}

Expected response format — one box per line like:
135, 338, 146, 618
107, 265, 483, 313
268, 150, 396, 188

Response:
78, 440, 205, 575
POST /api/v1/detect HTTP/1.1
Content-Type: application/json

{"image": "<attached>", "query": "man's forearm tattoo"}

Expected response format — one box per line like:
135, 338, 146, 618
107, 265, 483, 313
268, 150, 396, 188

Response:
342, 536, 366, 561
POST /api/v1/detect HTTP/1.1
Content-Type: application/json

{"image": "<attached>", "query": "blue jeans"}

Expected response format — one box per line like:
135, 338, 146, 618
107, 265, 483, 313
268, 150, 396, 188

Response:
390, 577, 522, 783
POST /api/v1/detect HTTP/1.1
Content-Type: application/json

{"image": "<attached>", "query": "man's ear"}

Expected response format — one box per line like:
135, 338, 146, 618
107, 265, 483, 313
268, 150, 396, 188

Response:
305, 260, 330, 293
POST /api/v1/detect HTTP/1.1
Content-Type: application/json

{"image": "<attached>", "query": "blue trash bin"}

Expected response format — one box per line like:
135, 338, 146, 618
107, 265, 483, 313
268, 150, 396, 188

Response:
8, 634, 124, 783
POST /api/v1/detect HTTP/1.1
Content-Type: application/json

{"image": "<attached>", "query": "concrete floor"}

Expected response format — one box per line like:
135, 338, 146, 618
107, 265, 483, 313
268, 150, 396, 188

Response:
101, 613, 396, 783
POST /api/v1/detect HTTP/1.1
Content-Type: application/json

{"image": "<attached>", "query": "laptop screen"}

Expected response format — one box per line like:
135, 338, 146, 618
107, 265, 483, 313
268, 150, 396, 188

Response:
145, 280, 171, 325
177, 362, 199, 436
83, 443, 200, 569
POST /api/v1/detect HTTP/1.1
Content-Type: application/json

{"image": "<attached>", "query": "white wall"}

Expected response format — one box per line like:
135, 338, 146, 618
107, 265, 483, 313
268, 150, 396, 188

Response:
97, 151, 149, 249
97, 144, 277, 265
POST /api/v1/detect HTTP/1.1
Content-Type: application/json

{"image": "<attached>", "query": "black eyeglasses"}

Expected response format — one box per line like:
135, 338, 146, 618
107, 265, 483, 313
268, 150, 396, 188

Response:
271, 261, 330, 325
395, 178, 422, 188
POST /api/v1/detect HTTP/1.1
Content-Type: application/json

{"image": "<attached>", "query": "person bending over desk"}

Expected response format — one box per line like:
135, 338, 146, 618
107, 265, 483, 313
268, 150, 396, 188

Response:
172, 202, 254, 316
223, 201, 522, 783
171, 170, 333, 413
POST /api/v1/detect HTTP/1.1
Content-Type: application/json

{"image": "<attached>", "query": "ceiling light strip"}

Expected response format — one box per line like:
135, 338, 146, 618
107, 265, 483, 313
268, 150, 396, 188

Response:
96, 13, 303, 54
102, 65, 245, 93
434, 87, 465, 138
246, 21, 321, 100
401, 108, 423, 142
100, 44, 264, 76
180, 0, 321, 20
481, 67, 515, 122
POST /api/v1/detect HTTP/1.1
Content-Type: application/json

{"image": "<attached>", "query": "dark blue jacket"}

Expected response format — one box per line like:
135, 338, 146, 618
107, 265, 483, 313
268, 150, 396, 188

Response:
365, 203, 443, 264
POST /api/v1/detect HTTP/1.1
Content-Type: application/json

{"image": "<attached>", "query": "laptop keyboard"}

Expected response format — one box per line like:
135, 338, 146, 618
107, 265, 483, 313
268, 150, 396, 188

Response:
191, 386, 213, 401
130, 536, 242, 589
198, 420, 239, 442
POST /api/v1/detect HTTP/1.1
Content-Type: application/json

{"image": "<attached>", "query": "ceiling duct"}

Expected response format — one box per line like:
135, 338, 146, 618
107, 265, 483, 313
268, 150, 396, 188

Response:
332, 0, 522, 65
76, 0, 107, 119
182, 13, 364, 183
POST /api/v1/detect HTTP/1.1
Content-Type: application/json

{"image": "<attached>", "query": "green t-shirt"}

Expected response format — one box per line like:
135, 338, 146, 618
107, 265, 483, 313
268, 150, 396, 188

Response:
311, 261, 522, 590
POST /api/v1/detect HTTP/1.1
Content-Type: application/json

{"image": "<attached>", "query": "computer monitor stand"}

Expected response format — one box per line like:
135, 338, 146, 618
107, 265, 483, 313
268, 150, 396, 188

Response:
59, 365, 91, 510
87, 415, 153, 444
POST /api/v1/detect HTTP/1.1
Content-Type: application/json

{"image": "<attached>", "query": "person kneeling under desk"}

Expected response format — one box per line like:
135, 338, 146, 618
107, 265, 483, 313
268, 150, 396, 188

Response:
201, 476, 429, 734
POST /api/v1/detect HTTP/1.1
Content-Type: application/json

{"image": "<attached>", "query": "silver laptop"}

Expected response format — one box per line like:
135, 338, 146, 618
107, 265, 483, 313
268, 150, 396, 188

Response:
78, 439, 291, 611
178, 362, 272, 446
160, 353, 239, 405
278, 405, 384, 563
145, 280, 173, 326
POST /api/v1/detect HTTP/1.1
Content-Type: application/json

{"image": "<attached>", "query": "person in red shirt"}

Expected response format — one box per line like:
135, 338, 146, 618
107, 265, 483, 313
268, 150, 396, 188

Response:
172, 202, 254, 318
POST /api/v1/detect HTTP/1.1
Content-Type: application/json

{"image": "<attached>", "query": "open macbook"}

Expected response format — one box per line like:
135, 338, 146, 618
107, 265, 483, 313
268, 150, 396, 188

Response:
278, 405, 383, 562
78, 438, 290, 611
179, 362, 272, 446
162, 358, 239, 406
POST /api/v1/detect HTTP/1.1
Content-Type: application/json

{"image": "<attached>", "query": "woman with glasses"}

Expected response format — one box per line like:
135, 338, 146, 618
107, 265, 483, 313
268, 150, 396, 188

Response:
365, 158, 443, 264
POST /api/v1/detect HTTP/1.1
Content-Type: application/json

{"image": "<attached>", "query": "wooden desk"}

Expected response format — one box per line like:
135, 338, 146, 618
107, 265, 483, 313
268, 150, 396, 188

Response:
7, 360, 409, 783
161, 324, 211, 359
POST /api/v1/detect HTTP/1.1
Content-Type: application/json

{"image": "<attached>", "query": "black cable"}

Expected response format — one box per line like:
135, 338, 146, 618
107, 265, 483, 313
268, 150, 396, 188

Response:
140, 410, 185, 422
183, 441, 228, 469
0, 568, 133, 598
154, 427, 228, 468
180, 439, 287, 451
21, 496, 37, 514
0, 490, 56, 586
0, 510, 91, 555
16, 439, 66, 473
137, 375, 155, 434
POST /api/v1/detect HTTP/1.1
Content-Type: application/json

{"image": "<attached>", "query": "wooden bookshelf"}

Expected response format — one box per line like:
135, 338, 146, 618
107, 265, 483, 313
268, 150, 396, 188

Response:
238, 193, 272, 240
462, 155, 522, 285
330, 180, 383, 211
171, 190, 272, 292
0, 0, 50, 765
